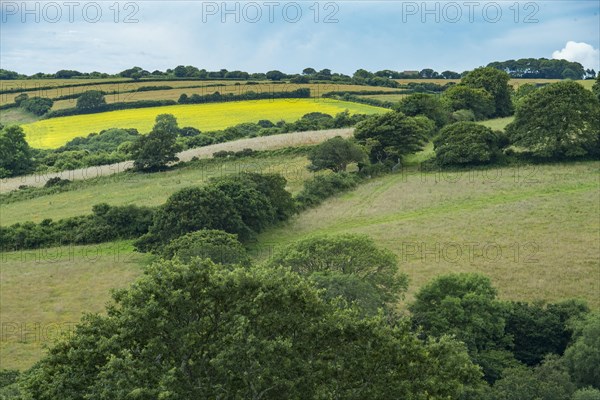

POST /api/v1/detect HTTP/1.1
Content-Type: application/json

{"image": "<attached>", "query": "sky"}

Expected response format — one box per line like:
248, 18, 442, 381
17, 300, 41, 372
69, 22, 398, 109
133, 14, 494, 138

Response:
1, 0, 599, 75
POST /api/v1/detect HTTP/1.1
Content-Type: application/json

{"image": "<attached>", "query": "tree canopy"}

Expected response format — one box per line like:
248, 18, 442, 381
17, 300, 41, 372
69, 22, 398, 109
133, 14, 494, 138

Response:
0, 125, 34, 178
307, 136, 366, 172
462, 67, 514, 117
506, 81, 600, 159
19, 258, 482, 399
131, 113, 181, 171
354, 111, 432, 164
433, 122, 502, 166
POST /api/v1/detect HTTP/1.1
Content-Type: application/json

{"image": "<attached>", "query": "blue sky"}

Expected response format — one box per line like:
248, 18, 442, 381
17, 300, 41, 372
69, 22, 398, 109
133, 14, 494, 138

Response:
1, 1, 599, 75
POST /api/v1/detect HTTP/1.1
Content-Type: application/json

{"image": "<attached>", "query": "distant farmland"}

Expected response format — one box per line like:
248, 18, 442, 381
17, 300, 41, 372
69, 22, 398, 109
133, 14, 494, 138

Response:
20, 99, 387, 148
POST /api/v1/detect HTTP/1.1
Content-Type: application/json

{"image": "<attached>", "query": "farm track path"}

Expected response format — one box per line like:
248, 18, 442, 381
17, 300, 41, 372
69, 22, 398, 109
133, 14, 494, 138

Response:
0, 128, 353, 193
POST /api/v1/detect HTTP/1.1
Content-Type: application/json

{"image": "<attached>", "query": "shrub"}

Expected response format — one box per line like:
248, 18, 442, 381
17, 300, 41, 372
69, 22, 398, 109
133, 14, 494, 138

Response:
307, 136, 366, 173
76, 90, 106, 110
433, 122, 502, 166
160, 229, 250, 265
44, 177, 71, 188
296, 172, 361, 209
21, 96, 53, 115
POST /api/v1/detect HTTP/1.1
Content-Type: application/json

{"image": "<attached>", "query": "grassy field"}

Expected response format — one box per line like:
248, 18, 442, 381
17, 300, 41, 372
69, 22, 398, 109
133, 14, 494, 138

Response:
2, 160, 598, 371
479, 117, 515, 131
21, 99, 385, 148
0, 107, 39, 125
0, 153, 314, 225
255, 161, 600, 309
0, 241, 149, 370
1, 81, 399, 107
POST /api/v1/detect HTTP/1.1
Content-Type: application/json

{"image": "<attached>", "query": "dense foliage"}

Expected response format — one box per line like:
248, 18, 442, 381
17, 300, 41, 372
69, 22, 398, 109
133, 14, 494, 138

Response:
0, 203, 154, 251
433, 122, 503, 166
307, 136, 366, 172
506, 81, 600, 159
266, 234, 408, 313
131, 114, 181, 171
462, 67, 514, 117
135, 172, 295, 252
487, 58, 588, 79
18, 258, 482, 399
0, 125, 34, 178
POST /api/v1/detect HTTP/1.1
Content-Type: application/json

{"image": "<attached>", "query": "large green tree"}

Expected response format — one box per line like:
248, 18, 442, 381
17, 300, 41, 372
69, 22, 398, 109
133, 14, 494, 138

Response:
0, 125, 34, 177
592, 73, 600, 101
395, 93, 450, 128
19, 259, 482, 399
410, 273, 515, 382
462, 67, 514, 117
442, 85, 495, 120
307, 136, 366, 172
354, 111, 432, 164
506, 81, 600, 158
131, 114, 181, 171
433, 121, 502, 166
266, 234, 408, 312
563, 313, 600, 389
76, 90, 106, 110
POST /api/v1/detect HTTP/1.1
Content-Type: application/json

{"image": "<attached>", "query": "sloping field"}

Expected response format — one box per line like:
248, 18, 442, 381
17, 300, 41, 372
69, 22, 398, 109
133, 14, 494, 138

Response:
21, 99, 386, 148
0, 241, 148, 370
256, 161, 600, 308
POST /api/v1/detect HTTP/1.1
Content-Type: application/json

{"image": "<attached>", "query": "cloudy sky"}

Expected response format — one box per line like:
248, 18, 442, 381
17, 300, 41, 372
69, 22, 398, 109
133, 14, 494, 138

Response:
1, 1, 599, 75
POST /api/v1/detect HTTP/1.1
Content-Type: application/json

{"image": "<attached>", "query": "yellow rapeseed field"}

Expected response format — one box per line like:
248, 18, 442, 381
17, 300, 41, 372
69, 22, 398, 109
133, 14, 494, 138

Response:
21, 99, 387, 149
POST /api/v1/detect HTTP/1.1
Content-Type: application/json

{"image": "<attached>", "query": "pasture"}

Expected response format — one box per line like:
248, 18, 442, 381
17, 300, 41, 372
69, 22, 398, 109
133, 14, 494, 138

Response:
255, 161, 600, 309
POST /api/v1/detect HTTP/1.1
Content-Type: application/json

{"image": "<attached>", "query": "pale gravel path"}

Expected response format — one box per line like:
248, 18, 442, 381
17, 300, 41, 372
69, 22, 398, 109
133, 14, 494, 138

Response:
0, 128, 354, 193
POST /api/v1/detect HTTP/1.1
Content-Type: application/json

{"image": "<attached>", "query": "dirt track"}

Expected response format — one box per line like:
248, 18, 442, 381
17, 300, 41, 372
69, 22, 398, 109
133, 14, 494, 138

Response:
0, 128, 353, 193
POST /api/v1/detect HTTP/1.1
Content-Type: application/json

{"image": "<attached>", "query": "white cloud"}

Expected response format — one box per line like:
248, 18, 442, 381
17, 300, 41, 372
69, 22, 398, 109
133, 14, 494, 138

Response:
552, 41, 600, 71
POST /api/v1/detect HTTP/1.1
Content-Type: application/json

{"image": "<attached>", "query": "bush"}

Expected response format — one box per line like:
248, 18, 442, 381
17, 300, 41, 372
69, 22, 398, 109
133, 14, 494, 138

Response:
21, 96, 53, 115
44, 177, 71, 188
433, 122, 502, 166
296, 172, 361, 209
160, 229, 250, 265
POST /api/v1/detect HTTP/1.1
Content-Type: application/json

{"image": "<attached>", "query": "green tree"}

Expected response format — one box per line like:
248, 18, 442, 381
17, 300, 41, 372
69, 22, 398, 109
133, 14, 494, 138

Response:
433, 121, 501, 166
505, 300, 589, 366
354, 110, 431, 164
131, 114, 181, 171
410, 273, 514, 382
266, 70, 286, 81
21, 96, 53, 115
266, 234, 408, 310
563, 313, 600, 389
19, 259, 482, 399
506, 81, 600, 158
395, 93, 450, 128
489, 356, 576, 400
462, 67, 514, 117
0, 125, 34, 177
573, 388, 600, 400
442, 85, 495, 120
592, 74, 600, 101
307, 136, 366, 172
76, 90, 106, 110
160, 229, 250, 266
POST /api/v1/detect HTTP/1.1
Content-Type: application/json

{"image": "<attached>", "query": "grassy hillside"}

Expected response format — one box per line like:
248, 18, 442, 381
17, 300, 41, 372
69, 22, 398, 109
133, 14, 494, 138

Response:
21, 99, 385, 148
0, 152, 314, 225
255, 161, 600, 308
0, 241, 149, 370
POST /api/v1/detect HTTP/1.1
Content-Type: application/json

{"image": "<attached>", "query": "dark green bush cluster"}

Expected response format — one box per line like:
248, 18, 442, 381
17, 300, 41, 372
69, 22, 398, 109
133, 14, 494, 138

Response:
21, 96, 54, 115
0, 203, 154, 251
136, 85, 173, 91
177, 88, 310, 104
295, 172, 362, 210
33, 128, 139, 172
134, 172, 295, 252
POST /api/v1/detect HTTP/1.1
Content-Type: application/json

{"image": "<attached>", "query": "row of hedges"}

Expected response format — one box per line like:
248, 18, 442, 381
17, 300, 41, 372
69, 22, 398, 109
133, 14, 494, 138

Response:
178, 88, 311, 104
323, 92, 397, 109
45, 99, 177, 118
0, 203, 154, 251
